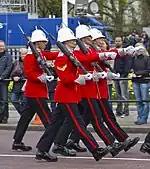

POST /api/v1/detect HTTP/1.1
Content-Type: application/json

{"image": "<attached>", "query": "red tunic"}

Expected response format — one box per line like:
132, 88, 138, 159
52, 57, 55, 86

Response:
24, 51, 58, 98
73, 47, 100, 99
97, 48, 122, 98
54, 52, 81, 103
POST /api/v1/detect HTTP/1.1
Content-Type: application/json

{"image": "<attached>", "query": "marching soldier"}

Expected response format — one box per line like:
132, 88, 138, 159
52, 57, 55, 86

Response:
12, 29, 58, 152
35, 27, 111, 162
89, 28, 140, 154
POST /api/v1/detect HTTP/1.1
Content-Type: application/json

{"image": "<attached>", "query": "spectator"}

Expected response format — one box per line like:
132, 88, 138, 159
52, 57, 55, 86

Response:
0, 40, 13, 124
10, 48, 27, 115
141, 31, 149, 49
114, 37, 130, 117
131, 43, 150, 125
127, 33, 137, 47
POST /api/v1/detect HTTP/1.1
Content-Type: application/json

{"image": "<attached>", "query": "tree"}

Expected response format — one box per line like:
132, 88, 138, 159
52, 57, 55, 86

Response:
37, 0, 62, 18
97, 0, 139, 36
141, 0, 150, 26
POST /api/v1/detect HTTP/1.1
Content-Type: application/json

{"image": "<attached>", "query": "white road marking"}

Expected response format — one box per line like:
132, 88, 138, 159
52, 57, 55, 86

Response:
0, 154, 150, 162
97, 140, 144, 144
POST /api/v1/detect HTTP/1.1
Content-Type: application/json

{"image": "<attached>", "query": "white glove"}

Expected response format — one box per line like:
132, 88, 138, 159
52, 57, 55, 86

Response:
99, 52, 117, 60
97, 71, 107, 79
107, 72, 120, 80
123, 46, 135, 55
84, 73, 93, 80
75, 75, 86, 85
38, 73, 54, 83
92, 71, 107, 81
92, 72, 99, 82
46, 75, 54, 82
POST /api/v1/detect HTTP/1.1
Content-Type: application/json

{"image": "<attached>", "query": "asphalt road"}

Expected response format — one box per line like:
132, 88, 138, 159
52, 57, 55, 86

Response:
0, 131, 150, 169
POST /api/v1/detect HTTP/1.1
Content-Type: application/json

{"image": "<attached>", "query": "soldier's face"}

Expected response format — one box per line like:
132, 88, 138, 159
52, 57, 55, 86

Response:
0, 42, 5, 53
94, 38, 105, 48
66, 40, 76, 49
83, 36, 92, 45
37, 41, 47, 50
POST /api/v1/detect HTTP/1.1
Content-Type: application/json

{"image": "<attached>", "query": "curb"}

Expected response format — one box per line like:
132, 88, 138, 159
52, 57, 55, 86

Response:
0, 125, 149, 133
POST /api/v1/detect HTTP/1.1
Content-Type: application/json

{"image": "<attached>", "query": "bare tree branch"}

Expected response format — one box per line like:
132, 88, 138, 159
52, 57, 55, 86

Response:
110, 0, 118, 15
101, 11, 115, 19
102, 5, 113, 11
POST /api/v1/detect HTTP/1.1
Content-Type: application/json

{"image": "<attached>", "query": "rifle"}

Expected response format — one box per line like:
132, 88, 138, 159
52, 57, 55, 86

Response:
90, 44, 116, 73
18, 24, 53, 76
75, 39, 103, 72
40, 26, 89, 74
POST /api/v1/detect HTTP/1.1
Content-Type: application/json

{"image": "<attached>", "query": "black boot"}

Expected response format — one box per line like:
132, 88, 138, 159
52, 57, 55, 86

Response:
35, 149, 58, 162
66, 140, 87, 152
140, 142, 150, 155
52, 144, 76, 156
92, 146, 111, 161
110, 142, 125, 157
124, 137, 140, 152
12, 142, 32, 151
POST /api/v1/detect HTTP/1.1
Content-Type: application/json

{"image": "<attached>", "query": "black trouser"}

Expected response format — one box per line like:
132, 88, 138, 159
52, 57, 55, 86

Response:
145, 132, 150, 143
13, 97, 52, 143
0, 83, 9, 120
70, 98, 129, 144
54, 103, 84, 146
97, 98, 129, 142
37, 103, 99, 153
55, 98, 115, 146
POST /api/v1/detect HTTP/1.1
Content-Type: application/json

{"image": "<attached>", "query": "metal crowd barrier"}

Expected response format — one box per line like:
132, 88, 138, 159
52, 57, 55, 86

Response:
6, 46, 58, 61
0, 78, 150, 103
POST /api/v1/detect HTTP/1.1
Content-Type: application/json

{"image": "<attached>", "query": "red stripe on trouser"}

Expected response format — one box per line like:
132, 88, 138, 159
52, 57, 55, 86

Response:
36, 98, 50, 124
65, 104, 97, 149
98, 99, 126, 140
87, 98, 112, 145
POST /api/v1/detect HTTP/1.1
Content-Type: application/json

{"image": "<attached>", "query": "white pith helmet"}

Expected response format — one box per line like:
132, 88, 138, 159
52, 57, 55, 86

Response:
90, 28, 105, 40
31, 29, 48, 42
76, 24, 91, 39
57, 27, 76, 42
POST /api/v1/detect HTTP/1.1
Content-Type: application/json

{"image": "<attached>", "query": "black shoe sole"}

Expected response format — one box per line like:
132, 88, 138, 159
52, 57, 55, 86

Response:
12, 147, 32, 151
94, 146, 111, 162
111, 144, 126, 157
100, 146, 112, 158
52, 149, 76, 157
35, 155, 58, 162
67, 145, 87, 152
140, 147, 150, 155
70, 147, 87, 153
140, 147, 146, 153
124, 137, 140, 152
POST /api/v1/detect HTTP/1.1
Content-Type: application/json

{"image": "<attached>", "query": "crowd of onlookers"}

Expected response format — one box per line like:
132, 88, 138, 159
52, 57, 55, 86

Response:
0, 29, 150, 125
122, 29, 149, 49
108, 33, 150, 125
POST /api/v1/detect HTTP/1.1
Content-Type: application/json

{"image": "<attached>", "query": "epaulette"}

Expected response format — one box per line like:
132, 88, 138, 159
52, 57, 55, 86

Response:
58, 51, 64, 57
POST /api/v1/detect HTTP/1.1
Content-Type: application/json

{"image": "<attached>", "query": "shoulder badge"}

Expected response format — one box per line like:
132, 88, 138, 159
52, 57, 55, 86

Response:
57, 64, 67, 71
